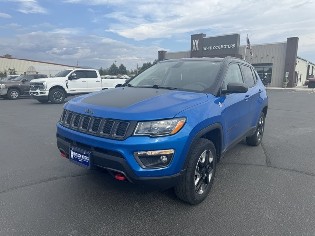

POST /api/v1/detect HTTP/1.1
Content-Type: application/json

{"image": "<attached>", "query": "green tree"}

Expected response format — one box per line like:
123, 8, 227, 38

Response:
0, 70, 7, 78
108, 63, 119, 75
99, 67, 108, 76
8, 68, 16, 75
118, 64, 127, 75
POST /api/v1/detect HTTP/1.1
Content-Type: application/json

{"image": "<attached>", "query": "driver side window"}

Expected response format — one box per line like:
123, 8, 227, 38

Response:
222, 64, 243, 90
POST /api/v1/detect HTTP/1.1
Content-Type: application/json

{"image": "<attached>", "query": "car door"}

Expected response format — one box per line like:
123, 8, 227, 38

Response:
20, 75, 34, 94
240, 65, 262, 130
85, 70, 100, 92
67, 70, 89, 93
220, 63, 251, 147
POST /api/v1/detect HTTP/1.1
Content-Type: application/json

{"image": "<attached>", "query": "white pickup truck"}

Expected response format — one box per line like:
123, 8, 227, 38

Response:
29, 69, 127, 103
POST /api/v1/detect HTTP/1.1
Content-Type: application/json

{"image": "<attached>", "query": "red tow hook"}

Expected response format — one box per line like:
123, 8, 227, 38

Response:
60, 150, 67, 158
115, 173, 126, 181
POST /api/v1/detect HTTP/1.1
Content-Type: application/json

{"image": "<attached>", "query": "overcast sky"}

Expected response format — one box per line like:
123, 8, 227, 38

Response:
0, 0, 314, 70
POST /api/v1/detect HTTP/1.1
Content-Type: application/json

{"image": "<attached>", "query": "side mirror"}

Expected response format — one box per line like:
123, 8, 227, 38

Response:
21, 78, 27, 83
223, 82, 248, 94
68, 73, 77, 80
115, 84, 122, 88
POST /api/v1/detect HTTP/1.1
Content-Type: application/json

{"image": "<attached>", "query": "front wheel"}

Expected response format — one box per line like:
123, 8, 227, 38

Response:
7, 88, 20, 100
175, 138, 216, 205
246, 112, 266, 146
49, 88, 66, 104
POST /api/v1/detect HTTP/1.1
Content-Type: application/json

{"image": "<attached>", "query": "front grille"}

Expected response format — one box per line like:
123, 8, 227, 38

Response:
81, 116, 91, 131
115, 122, 130, 137
30, 83, 44, 90
60, 109, 131, 140
72, 114, 81, 128
102, 120, 114, 135
90, 118, 102, 133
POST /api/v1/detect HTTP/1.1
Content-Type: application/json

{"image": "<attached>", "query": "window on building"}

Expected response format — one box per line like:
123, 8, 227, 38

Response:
252, 63, 273, 85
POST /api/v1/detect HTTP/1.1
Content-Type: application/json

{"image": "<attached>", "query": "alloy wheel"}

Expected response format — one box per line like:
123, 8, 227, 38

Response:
194, 149, 214, 195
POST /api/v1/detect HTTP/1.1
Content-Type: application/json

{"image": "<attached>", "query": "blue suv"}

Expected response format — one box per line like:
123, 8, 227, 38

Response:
57, 57, 268, 205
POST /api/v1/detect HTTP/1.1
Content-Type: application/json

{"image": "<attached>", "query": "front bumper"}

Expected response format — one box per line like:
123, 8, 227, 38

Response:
29, 90, 49, 97
0, 88, 8, 96
56, 123, 191, 189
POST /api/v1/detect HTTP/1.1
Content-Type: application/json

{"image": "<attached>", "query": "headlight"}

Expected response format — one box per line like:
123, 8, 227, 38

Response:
134, 118, 186, 137
38, 82, 47, 90
0, 84, 6, 89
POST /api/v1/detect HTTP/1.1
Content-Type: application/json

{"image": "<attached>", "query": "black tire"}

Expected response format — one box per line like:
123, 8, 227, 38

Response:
49, 88, 66, 104
7, 88, 20, 100
175, 138, 216, 205
246, 112, 265, 146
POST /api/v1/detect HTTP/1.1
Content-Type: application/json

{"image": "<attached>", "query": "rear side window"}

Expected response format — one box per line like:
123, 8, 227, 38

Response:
73, 70, 87, 79
85, 71, 97, 78
240, 65, 256, 88
222, 63, 243, 90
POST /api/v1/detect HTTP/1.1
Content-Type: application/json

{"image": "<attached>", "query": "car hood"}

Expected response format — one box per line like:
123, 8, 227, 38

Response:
30, 77, 65, 83
65, 87, 209, 120
0, 80, 21, 85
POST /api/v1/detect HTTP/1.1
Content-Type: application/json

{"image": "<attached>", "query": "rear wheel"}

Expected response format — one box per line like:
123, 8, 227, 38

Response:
49, 88, 66, 104
246, 112, 265, 146
7, 88, 20, 100
175, 138, 216, 205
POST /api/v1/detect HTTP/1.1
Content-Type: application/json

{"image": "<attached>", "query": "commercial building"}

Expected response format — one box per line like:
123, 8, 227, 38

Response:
0, 56, 79, 77
158, 33, 315, 88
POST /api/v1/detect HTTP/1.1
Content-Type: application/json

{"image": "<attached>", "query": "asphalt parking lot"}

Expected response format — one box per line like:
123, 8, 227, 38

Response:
0, 90, 315, 236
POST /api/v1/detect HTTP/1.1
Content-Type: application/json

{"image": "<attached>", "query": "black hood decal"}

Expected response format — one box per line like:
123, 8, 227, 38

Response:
82, 87, 171, 108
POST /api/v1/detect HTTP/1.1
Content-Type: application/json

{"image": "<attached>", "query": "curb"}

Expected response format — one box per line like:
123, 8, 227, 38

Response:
266, 87, 315, 93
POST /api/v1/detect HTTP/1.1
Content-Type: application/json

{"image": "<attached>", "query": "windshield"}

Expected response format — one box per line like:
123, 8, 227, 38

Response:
54, 70, 72, 77
11, 75, 28, 81
128, 61, 221, 92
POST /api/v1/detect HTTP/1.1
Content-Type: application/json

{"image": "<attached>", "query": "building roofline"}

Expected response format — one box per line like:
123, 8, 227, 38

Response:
0, 56, 80, 68
297, 56, 315, 65
240, 41, 287, 47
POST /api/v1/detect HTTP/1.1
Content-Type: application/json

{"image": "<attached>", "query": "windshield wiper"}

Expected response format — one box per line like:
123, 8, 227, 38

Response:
150, 85, 178, 90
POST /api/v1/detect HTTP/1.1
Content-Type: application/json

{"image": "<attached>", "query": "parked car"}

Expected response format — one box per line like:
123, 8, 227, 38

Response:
307, 75, 315, 88
0, 74, 47, 99
56, 57, 268, 204
29, 69, 126, 104
0, 75, 20, 82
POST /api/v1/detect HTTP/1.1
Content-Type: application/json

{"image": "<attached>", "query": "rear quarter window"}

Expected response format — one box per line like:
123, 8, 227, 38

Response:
240, 65, 256, 88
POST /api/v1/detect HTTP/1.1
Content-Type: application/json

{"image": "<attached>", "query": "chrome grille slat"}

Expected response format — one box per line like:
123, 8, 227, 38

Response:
66, 112, 73, 125
80, 116, 91, 131
90, 118, 102, 133
72, 114, 81, 128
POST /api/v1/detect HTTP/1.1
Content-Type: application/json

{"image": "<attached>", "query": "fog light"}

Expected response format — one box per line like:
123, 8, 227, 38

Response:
134, 149, 174, 169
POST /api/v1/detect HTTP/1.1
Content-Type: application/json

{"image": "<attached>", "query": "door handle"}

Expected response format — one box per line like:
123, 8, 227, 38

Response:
244, 95, 250, 101
82, 81, 86, 82
96, 81, 100, 82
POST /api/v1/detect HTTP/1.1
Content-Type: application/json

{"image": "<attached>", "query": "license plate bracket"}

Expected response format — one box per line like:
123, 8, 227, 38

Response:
69, 147, 91, 168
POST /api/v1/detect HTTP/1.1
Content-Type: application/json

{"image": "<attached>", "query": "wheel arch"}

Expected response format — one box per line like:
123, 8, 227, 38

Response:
7, 86, 21, 93
49, 85, 66, 94
183, 123, 223, 169
262, 106, 268, 117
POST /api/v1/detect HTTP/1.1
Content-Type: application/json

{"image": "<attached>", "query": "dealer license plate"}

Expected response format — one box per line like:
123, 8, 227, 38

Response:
69, 147, 91, 168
